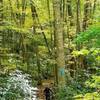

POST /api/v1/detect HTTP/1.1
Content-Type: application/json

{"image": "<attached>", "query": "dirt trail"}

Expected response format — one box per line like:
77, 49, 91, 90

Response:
37, 79, 54, 100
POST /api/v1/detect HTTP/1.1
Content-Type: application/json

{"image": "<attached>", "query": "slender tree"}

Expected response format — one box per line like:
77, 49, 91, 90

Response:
67, 0, 73, 26
76, 0, 81, 34
67, 0, 73, 17
30, 0, 37, 33
0, 0, 3, 66
83, 0, 91, 30
93, 0, 97, 15
21, 0, 27, 27
16, 0, 21, 26
30, 0, 51, 54
47, 0, 53, 50
0, 0, 3, 25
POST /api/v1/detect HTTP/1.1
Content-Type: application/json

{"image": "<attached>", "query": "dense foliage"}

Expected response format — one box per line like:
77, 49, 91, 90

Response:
0, 0, 100, 100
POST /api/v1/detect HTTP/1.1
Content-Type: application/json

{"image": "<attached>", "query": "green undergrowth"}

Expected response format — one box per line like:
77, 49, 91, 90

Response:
55, 70, 100, 100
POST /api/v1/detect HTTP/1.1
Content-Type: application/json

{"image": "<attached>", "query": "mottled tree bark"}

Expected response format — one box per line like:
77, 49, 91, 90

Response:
53, 0, 71, 85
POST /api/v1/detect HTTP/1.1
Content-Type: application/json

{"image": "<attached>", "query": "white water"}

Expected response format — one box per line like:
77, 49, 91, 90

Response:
0, 70, 38, 100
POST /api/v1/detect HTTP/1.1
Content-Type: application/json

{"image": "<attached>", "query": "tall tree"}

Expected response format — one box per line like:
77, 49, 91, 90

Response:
21, 0, 27, 27
76, 0, 81, 34
0, 0, 3, 66
93, 0, 97, 15
67, 0, 73, 26
30, 0, 37, 33
47, 0, 53, 50
53, 0, 71, 85
67, 0, 73, 17
16, 0, 21, 26
83, 0, 91, 30
0, 0, 3, 25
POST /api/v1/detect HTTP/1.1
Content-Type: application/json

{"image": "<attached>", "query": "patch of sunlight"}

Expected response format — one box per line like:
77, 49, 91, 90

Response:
74, 92, 100, 100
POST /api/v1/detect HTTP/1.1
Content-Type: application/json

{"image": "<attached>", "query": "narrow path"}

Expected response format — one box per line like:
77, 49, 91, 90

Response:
37, 79, 54, 100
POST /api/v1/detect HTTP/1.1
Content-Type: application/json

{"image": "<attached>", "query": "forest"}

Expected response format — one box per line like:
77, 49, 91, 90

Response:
0, 0, 100, 100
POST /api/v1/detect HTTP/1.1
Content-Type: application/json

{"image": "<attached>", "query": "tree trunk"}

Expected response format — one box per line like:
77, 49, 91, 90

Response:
76, 0, 81, 34
36, 46, 41, 84
47, 0, 53, 50
93, 0, 97, 15
30, 0, 37, 33
53, 0, 69, 85
83, 0, 91, 30
67, 0, 73, 26
0, 0, 3, 66
16, 0, 21, 26
21, 0, 27, 27
0, 0, 3, 25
